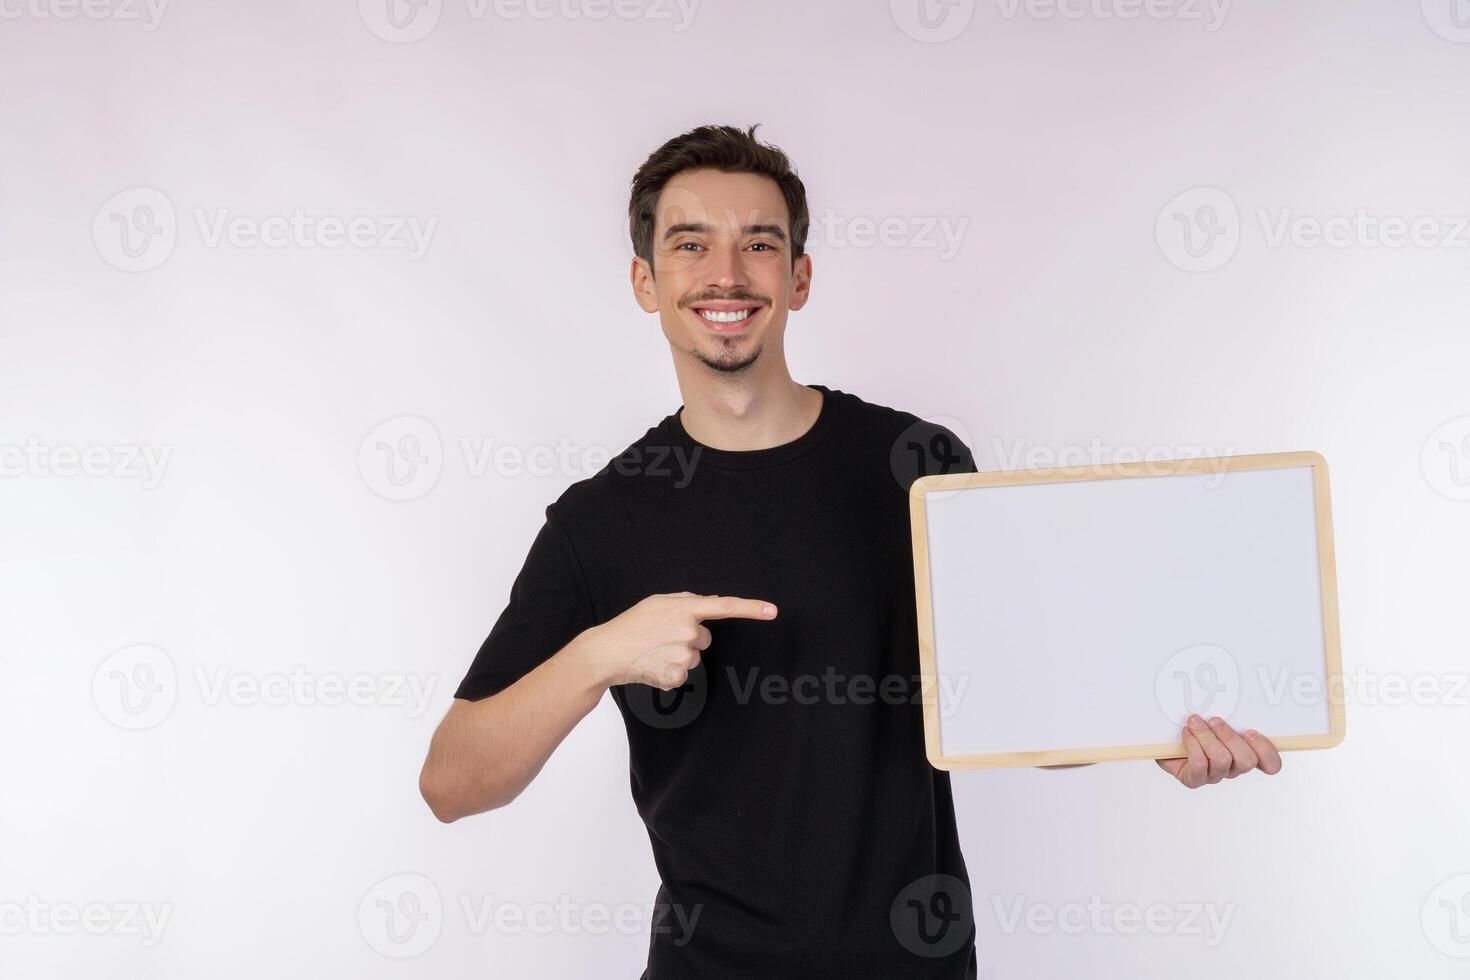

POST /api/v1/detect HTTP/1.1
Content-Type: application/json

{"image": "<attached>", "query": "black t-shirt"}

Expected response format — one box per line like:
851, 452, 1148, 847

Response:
455, 384, 979, 979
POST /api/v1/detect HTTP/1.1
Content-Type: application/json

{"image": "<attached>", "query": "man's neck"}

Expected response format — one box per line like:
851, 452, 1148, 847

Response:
675, 373, 823, 453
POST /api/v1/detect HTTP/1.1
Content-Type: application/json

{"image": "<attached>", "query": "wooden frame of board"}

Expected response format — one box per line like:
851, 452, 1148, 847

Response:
908, 450, 1345, 771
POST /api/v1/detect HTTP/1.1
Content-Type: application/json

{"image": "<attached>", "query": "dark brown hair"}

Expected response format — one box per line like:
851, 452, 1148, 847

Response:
628, 123, 810, 272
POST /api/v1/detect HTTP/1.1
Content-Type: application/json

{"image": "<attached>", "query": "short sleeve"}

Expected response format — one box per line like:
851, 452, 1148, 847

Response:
454, 505, 596, 702
893, 416, 978, 490
941, 426, 977, 475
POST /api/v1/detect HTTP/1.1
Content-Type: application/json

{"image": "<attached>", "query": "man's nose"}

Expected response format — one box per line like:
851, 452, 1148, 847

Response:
705, 242, 747, 291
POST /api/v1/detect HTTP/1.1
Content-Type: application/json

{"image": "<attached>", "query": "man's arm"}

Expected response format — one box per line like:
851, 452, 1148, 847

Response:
419, 592, 777, 823
419, 633, 609, 823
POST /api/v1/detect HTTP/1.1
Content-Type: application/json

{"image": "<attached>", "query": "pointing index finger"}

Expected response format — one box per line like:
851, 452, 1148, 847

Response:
689, 594, 778, 621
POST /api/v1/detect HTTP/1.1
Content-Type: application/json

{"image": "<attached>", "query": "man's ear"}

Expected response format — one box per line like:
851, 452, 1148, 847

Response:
630, 256, 659, 313
787, 253, 813, 312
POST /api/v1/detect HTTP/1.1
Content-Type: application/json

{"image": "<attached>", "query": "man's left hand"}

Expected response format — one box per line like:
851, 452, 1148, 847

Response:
1156, 714, 1283, 788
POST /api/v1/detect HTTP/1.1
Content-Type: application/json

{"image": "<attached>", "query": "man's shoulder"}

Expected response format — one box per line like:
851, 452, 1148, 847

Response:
834, 385, 953, 432
832, 385, 976, 460
827, 387, 980, 488
544, 417, 680, 517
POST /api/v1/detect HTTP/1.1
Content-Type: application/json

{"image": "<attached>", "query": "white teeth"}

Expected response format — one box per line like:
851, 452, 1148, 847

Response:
699, 309, 751, 324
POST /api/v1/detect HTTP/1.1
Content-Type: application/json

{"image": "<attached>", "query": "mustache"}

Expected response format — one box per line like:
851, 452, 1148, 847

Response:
681, 291, 768, 306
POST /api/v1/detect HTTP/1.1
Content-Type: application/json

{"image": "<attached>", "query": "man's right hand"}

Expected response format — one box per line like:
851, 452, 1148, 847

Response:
577, 592, 778, 691
421, 592, 776, 821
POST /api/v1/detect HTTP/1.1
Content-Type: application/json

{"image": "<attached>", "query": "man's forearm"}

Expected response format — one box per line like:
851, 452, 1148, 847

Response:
420, 631, 609, 822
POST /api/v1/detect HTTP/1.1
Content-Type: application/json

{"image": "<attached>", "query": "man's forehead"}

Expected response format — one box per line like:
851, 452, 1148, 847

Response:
656, 170, 789, 231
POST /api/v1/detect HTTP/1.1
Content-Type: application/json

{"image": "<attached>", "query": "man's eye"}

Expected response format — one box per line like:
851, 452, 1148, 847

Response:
676, 241, 703, 252
748, 242, 776, 252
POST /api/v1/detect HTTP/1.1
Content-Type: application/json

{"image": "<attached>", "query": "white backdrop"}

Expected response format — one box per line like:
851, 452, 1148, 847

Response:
3, 0, 1468, 976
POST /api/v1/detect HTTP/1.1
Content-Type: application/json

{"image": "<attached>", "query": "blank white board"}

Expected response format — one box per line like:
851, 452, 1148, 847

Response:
908, 450, 1345, 769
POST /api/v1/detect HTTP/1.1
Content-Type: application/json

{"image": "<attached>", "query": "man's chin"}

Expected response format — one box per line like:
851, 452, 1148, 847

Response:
695, 341, 763, 374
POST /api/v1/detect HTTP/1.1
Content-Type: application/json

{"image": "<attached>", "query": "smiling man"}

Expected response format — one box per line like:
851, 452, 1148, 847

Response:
418, 123, 1281, 979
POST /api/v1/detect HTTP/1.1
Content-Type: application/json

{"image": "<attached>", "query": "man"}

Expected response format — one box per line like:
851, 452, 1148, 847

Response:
418, 124, 1283, 978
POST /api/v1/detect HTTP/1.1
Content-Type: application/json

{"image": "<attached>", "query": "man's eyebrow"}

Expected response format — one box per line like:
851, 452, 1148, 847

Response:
662, 222, 788, 242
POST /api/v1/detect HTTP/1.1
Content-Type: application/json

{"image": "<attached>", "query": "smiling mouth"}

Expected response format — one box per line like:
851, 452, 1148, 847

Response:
689, 302, 763, 334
